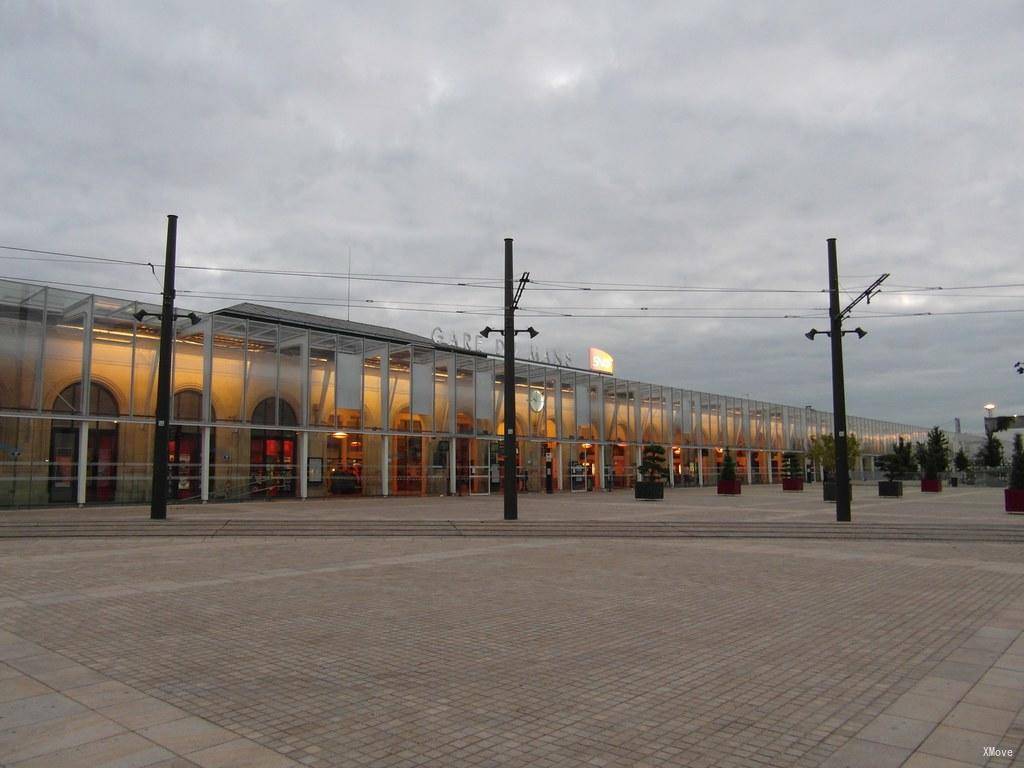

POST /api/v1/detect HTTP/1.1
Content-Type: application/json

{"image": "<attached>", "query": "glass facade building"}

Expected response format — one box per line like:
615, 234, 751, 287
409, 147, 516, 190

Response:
0, 279, 971, 507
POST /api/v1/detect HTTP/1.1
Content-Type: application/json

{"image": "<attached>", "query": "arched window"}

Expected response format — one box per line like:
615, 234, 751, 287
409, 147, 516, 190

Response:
173, 390, 203, 421
53, 382, 119, 417
168, 390, 214, 501
251, 398, 297, 427
250, 398, 297, 498
49, 382, 119, 504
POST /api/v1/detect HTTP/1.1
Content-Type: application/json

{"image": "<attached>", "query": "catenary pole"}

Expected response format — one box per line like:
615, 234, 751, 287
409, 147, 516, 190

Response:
503, 238, 518, 520
150, 215, 177, 520
827, 237, 851, 522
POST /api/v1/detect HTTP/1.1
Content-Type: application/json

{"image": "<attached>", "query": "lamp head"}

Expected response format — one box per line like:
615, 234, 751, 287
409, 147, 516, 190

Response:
527, 326, 539, 339
479, 326, 492, 338
853, 327, 867, 339
133, 309, 147, 322
187, 312, 201, 326
805, 329, 818, 341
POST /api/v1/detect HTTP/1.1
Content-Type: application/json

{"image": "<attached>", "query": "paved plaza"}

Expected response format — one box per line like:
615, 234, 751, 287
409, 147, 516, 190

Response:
1, 487, 1023, 767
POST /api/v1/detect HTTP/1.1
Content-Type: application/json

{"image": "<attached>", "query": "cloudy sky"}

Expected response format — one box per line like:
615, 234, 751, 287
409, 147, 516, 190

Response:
2, 2, 1022, 433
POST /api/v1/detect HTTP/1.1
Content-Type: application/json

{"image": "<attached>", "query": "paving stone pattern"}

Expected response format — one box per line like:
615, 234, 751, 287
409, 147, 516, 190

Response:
1, 489, 1023, 767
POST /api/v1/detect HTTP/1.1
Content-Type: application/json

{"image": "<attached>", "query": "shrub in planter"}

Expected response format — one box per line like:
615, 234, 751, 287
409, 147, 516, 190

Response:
635, 444, 667, 501
875, 441, 912, 498
822, 479, 852, 502
808, 433, 861, 486
1006, 434, 1024, 514
918, 426, 950, 493
717, 448, 741, 495
781, 452, 803, 491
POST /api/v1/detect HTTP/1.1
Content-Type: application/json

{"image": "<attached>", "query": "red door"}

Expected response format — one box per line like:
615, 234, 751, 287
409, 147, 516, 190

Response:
92, 431, 117, 503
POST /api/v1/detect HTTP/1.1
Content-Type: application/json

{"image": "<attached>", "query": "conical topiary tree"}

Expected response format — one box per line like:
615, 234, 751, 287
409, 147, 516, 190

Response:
919, 426, 950, 481
1009, 434, 1024, 491
783, 452, 801, 480
639, 444, 667, 483
720, 448, 737, 482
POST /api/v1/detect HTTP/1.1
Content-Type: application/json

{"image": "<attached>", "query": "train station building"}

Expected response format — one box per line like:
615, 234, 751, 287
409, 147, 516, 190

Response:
0, 278, 966, 507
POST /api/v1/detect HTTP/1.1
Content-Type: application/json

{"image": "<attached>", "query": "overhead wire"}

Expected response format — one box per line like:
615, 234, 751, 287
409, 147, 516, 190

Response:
3, 243, 1022, 321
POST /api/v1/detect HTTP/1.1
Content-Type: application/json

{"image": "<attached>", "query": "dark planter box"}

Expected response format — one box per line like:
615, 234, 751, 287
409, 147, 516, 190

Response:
1006, 488, 1024, 513
717, 479, 741, 495
921, 479, 942, 493
949, 477, 958, 487
878, 480, 903, 497
782, 478, 804, 491
634, 481, 665, 500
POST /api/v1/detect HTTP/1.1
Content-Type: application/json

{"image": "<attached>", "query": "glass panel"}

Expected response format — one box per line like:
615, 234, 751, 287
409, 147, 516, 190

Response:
493, 362, 504, 433
388, 346, 412, 431
513, 362, 529, 437
210, 316, 245, 422
362, 342, 385, 430
0, 285, 46, 410
360, 434, 382, 495
171, 318, 205, 420
42, 291, 90, 415
584, 376, 600, 441
434, 352, 452, 434
246, 322, 278, 425
562, 372, 576, 439
411, 347, 434, 431
309, 332, 336, 427
543, 367, 557, 439
336, 335, 362, 428
455, 355, 474, 435
278, 327, 306, 427
474, 358, 494, 435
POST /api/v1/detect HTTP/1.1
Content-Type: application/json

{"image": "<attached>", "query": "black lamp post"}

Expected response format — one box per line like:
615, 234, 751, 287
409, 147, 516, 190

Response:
140, 216, 200, 521
480, 238, 535, 521
805, 238, 888, 523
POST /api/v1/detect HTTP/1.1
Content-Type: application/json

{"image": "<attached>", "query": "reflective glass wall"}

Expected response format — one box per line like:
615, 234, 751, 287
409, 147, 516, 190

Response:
0, 279, 971, 506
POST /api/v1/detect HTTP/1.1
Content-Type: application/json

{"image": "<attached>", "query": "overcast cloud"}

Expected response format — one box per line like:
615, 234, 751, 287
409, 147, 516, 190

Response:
2, 1, 1022, 433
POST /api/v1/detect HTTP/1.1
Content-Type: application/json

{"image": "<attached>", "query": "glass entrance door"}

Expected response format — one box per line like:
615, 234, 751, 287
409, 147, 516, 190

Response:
250, 435, 296, 497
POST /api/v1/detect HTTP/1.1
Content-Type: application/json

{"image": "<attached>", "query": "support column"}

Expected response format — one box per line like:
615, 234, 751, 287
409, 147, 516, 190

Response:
298, 431, 308, 499
767, 451, 773, 484
556, 444, 563, 491
382, 434, 389, 496
668, 450, 675, 488
697, 451, 704, 487
76, 422, 89, 507
200, 426, 211, 503
597, 447, 606, 491
746, 451, 753, 485
449, 439, 456, 495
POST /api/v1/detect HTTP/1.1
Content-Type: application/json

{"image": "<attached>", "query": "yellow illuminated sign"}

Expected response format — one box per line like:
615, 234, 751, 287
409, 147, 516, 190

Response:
588, 347, 614, 374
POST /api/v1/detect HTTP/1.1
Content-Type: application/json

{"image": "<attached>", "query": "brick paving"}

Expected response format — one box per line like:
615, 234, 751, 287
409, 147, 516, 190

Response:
1, 488, 1022, 767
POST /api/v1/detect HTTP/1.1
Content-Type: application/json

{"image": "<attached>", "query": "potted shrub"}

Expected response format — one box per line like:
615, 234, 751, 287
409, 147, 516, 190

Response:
951, 447, 969, 488
808, 433, 860, 503
918, 426, 950, 492
1006, 434, 1024, 514
635, 444, 666, 500
717, 448, 741, 495
781, 452, 804, 491
876, 436, 915, 497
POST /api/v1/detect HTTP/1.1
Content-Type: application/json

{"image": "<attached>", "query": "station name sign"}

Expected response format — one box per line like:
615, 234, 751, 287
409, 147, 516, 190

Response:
588, 347, 614, 375
431, 326, 574, 366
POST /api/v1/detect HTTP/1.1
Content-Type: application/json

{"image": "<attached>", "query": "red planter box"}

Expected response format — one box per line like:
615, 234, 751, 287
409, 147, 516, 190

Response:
921, 479, 942, 493
782, 478, 804, 492
717, 480, 741, 495
1006, 488, 1024, 513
